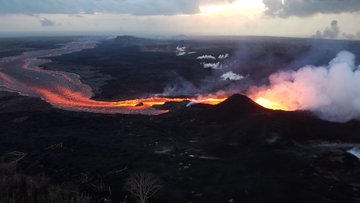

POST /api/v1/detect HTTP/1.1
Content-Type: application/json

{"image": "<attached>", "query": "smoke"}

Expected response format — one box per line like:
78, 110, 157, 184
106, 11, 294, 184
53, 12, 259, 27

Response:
312, 20, 360, 41
161, 75, 198, 96
248, 51, 360, 122
40, 18, 56, 27
313, 20, 340, 39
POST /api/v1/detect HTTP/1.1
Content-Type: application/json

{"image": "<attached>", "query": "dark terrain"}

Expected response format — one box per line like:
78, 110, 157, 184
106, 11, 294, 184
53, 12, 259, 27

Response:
0, 36, 79, 58
44, 36, 360, 99
1, 36, 360, 203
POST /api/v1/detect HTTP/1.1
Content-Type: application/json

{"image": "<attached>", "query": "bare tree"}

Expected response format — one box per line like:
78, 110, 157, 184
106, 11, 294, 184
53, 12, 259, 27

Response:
125, 172, 162, 203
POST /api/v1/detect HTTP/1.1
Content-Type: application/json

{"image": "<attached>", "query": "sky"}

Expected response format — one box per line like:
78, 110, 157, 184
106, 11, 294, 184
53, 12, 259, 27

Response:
0, 0, 360, 39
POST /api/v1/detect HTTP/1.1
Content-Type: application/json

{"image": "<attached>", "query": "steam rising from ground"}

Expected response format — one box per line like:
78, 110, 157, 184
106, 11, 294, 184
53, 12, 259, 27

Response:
203, 62, 221, 69
221, 71, 244, 81
248, 51, 360, 122
197, 55, 216, 60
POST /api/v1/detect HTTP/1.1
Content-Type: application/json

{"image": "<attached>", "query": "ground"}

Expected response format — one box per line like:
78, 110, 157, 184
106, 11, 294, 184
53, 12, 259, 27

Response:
1, 36, 360, 202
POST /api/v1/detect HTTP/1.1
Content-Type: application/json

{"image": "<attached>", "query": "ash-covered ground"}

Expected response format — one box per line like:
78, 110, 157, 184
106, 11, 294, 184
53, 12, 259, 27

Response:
1, 36, 360, 202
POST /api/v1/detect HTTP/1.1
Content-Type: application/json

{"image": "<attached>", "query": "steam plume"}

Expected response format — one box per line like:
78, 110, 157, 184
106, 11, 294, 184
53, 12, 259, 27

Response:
313, 20, 340, 39
197, 55, 216, 60
248, 51, 360, 122
221, 71, 244, 81
203, 62, 221, 69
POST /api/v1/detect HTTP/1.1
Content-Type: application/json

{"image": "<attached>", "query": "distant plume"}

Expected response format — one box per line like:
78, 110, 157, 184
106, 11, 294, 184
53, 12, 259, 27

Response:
40, 18, 55, 27
313, 20, 340, 39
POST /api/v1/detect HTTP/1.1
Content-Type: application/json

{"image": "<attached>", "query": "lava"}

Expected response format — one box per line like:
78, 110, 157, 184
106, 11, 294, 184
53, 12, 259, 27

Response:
0, 41, 228, 115
254, 97, 294, 111
248, 88, 298, 111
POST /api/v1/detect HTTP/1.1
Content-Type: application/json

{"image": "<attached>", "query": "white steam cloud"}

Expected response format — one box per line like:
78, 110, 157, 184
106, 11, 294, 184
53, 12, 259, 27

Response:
218, 53, 229, 59
0, 0, 200, 15
249, 51, 360, 123
197, 55, 216, 60
203, 62, 221, 69
221, 71, 244, 81
176, 46, 187, 56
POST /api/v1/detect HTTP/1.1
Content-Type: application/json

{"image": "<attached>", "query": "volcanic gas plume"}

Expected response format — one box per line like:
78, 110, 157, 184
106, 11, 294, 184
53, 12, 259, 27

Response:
248, 51, 360, 122
0, 41, 226, 115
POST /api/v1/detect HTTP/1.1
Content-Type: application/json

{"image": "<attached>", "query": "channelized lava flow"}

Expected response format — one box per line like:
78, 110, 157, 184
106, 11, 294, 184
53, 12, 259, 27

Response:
0, 41, 227, 115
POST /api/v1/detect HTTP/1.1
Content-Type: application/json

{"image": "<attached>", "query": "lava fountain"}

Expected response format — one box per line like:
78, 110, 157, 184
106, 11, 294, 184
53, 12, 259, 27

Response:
0, 40, 227, 115
247, 51, 360, 122
252, 97, 295, 111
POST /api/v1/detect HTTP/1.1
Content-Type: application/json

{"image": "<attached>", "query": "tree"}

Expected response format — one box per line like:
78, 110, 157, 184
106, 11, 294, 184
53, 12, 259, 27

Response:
125, 172, 162, 203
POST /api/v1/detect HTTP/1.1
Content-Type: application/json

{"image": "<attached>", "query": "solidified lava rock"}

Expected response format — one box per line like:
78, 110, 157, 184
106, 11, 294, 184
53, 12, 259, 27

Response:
212, 94, 267, 114
194, 94, 270, 122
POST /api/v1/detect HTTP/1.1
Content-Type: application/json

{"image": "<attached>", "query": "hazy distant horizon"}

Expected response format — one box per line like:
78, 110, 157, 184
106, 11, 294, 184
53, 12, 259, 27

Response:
1, 32, 359, 42
1, 0, 359, 40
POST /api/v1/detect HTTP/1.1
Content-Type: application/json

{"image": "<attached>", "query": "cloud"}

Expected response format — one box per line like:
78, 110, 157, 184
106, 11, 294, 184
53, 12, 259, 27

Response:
40, 18, 55, 27
263, 0, 360, 17
0, 0, 201, 16
312, 20, 340, 39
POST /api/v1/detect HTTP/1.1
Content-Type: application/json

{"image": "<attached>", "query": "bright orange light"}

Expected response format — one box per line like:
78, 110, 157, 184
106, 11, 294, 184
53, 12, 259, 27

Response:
255, 97, 290, 111
33, 85, 228, 114
191, 97, 227, 105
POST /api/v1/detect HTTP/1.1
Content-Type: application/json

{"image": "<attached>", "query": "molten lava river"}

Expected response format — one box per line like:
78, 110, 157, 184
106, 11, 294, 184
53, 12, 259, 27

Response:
0, 41, 228, 115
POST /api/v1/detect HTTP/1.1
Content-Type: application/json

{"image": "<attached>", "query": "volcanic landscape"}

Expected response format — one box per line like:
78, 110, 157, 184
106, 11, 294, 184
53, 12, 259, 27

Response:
1, 36, 360, 202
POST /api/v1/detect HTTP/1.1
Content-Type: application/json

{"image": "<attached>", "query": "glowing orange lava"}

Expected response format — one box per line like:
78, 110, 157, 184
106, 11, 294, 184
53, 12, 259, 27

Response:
254, 97, 292, 111
190, 96, 228, 105
247, 90, 299, 111
0, 40, 230, 115
35, 86, 228, 114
